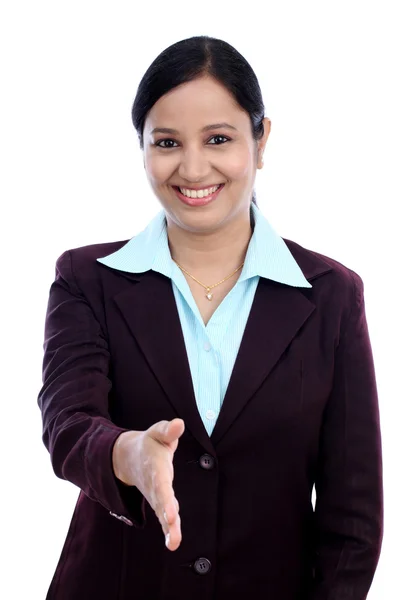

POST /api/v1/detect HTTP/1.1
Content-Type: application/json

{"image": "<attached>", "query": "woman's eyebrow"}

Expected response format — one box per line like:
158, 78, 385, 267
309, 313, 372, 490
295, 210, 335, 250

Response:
151, 123, 238, 135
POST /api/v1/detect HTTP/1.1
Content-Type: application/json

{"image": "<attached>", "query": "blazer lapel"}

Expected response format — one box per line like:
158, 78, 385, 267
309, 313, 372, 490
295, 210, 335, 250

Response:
106, 243, 332, 453
210, 277, 315, 446
113, 270, 216, 455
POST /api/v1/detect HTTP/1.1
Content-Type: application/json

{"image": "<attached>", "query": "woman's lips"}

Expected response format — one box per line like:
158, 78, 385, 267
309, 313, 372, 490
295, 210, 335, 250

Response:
173, 184, 224, 207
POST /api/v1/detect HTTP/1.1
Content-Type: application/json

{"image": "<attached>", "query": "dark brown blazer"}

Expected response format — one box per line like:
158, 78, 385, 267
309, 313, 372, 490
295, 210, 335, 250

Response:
38, 236, 383, 600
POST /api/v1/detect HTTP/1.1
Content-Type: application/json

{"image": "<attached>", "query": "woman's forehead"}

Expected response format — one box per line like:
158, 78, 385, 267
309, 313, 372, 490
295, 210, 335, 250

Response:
153, 77, 238, 109
144, 80, 249, 134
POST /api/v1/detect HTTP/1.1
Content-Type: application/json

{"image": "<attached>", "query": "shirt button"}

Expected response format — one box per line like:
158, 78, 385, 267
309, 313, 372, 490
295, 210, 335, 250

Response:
204, 341, 211, 351
205, 410, 216, 420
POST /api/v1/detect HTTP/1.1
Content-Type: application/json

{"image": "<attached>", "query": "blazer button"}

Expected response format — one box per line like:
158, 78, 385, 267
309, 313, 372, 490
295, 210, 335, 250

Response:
199, 454, 215, 470
193, 557, 212, 575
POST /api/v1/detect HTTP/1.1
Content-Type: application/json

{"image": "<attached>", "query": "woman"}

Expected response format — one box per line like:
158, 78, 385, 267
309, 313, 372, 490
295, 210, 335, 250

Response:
38, 36, 383, 600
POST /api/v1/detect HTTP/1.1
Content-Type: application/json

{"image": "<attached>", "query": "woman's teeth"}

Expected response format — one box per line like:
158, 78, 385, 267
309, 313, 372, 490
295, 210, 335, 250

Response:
178, 184, 221, 199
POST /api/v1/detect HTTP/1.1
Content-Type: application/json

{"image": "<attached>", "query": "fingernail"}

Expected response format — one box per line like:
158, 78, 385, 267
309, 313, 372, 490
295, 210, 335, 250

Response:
165, 532, 170, 548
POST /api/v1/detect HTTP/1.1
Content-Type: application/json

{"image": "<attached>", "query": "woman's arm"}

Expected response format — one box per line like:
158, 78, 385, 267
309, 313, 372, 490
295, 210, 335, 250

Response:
37, 249, 146, 528
310, 271, 383, 599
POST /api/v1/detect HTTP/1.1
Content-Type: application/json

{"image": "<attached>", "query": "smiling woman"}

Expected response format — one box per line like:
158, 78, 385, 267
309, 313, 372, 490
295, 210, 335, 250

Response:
130, 38, 272, 294
38, 35, 383, 600
132, 37, 269, 216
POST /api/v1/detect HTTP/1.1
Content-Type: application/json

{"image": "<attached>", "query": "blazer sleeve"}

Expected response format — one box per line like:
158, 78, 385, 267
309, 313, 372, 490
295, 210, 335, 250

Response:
310, 270, 384, 599
37, 250, 147, 529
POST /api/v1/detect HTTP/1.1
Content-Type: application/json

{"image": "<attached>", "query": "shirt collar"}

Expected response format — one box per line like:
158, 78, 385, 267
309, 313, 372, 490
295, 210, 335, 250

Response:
96, 203, 312, 288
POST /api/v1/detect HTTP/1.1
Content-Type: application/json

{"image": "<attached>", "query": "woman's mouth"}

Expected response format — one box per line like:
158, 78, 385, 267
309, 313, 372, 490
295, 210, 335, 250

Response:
172, 184, 224, 207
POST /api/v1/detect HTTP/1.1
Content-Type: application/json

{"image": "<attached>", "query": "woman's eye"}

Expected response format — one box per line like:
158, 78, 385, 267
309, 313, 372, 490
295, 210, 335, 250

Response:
208, 135, 229, 145
155, 139, 178, 148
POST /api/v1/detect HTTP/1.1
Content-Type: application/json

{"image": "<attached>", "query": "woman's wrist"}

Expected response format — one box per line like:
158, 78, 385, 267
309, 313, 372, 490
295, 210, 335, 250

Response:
112, 430, 141, 486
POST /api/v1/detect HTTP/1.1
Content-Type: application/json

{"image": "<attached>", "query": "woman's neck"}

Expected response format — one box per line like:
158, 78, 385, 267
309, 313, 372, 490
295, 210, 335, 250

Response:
166, 210, 254, 279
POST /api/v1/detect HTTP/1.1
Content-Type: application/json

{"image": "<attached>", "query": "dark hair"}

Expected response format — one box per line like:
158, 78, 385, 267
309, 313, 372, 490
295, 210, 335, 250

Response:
131, 36, 266, 207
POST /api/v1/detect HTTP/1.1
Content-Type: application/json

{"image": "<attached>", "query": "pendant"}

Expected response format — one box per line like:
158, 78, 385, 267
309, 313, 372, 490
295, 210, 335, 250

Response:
205, 288, 213, 301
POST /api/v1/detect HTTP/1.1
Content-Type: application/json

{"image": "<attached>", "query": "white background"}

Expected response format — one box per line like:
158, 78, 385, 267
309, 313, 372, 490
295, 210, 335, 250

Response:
1, 1, 398, 598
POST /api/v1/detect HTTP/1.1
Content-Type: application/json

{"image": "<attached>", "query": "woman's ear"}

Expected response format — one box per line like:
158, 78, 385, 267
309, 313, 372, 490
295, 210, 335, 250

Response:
257, 118, 271, 169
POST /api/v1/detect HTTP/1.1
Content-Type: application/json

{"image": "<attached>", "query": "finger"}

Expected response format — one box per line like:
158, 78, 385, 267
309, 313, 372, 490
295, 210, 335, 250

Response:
159, 496, 179, 541
166, 512, 182, 551
154, 480, 176, 527
152, 459, 173, 505
160, 518, 169, 538
162, 496, 179, 528
159, 501, 178, 538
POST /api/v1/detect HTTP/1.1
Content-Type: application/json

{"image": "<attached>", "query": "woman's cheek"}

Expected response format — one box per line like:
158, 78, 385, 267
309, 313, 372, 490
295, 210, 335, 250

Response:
146, 156, 176, 185
220, 148, 253, 179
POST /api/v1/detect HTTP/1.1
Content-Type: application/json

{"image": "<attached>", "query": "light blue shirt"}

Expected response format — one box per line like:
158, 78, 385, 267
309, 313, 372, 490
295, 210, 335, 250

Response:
97, 203, 312, 436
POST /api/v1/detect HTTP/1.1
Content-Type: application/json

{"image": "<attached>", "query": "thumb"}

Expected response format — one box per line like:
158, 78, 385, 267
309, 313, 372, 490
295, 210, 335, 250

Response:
155, 418, 185, 443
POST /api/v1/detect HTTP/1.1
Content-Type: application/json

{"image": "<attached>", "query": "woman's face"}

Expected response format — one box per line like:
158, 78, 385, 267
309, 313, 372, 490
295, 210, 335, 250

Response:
142, 75, 270, 233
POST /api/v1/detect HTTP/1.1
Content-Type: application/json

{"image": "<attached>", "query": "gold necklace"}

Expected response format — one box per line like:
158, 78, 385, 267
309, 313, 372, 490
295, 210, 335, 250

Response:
173, 260, 245, 301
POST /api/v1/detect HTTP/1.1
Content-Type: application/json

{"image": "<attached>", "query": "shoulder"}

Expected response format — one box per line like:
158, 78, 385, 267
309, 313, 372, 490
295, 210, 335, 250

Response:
70, 239, 130, 262
283, 236, 364, 305
54, 239, 130, 278
49, 240, 135, 313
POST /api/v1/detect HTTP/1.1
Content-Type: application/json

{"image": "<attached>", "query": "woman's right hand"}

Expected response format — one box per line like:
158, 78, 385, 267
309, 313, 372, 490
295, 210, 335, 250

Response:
112, 418, 185, 551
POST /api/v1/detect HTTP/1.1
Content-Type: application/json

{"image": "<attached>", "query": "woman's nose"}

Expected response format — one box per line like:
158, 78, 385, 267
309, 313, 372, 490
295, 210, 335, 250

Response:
178, 150, 210, 182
